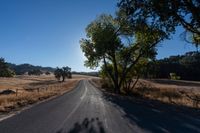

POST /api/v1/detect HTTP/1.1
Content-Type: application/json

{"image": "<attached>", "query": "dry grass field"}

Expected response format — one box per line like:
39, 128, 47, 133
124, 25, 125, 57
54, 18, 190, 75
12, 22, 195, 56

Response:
1, 74, 199, 113
0, 74, 86, 113
90, 78, 200, 108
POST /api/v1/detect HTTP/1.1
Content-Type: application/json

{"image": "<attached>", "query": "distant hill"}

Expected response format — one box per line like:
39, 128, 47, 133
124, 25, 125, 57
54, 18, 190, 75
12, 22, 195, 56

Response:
7, 63, 56, 75
6, 62, 99, 76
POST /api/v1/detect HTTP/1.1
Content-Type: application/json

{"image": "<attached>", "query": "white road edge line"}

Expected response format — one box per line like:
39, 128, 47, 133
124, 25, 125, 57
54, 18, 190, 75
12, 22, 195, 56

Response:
80, 81, 88, 100
0, 114, 15, 122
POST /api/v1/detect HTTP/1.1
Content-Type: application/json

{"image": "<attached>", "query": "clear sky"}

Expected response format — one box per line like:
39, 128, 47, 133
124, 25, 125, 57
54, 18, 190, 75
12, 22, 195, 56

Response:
0, 0, 196, 72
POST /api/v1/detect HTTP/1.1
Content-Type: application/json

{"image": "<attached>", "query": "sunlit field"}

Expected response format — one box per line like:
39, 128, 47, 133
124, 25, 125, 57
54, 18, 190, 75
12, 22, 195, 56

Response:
0, 75, 83, 113
90, 78, 200, 108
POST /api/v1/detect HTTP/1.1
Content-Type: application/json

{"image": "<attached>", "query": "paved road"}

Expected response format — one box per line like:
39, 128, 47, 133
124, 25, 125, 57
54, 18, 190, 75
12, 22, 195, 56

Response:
0, 80, 200, 133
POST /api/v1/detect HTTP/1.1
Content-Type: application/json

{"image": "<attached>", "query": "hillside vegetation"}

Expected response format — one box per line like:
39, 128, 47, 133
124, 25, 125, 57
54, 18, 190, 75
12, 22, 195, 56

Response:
144, 51, 200, 81
8, 63, 55, 75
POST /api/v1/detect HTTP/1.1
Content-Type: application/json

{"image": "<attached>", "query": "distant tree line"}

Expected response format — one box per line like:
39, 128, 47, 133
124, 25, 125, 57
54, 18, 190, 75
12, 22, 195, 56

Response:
0, 58, 73, 81
0, 58, 55, 77
72, 71, 99, 77
28, 69, 43, 76
143, 51, 200, 81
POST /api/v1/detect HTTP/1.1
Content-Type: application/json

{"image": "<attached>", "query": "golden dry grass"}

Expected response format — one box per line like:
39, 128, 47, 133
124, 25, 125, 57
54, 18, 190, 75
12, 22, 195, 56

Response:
0, 75, 81, 113
0, 75, 55, 90
90, 78, 200, 108
133, 79, 200, 107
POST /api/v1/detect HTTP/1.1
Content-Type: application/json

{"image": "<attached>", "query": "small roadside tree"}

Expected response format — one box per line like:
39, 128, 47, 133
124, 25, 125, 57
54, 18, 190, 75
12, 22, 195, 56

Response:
45, 71, 51, 75
54, 67, 62, 81
54, 66, 72, 82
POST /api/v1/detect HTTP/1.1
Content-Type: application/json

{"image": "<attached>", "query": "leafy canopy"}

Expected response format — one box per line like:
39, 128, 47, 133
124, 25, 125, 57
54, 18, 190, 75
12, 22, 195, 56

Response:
80, 14, 165, 93
54, 66, 72, 82
118, 0, 200, 44
80, 14, 122, 69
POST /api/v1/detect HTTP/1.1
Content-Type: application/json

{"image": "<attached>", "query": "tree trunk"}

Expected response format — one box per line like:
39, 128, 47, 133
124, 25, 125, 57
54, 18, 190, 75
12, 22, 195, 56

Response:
131, 75, 140, 90
112, 54, 121, 94
62, 76, 65, 82
103, 56, 120, 93
114, 82, 120, 94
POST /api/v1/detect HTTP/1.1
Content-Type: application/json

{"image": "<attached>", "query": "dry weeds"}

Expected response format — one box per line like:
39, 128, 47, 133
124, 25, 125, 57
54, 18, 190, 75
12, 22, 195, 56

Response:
0, 75, 80, 113
90, 78, 200, 108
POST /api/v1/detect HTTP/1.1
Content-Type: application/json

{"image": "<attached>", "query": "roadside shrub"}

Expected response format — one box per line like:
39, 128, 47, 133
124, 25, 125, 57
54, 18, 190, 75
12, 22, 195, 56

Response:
101, 78, 114, 92
170, 73, 181, 80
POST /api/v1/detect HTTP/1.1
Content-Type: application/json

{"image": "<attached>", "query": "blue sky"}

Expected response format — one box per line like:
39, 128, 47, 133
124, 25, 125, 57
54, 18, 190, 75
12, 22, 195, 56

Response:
0, 0, 196, 72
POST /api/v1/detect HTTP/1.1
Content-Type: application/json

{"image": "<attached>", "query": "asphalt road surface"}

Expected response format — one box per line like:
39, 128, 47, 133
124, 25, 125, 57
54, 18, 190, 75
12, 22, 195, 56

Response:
0, 80, 200, 133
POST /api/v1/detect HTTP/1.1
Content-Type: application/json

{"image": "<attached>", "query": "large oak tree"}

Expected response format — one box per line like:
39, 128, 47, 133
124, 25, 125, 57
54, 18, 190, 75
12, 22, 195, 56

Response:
80, 14, 166, 93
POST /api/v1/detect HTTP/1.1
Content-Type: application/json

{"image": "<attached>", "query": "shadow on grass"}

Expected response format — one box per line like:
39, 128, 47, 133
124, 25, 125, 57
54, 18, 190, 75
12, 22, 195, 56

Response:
57, 117, 105, 133
149, 79, 200, 87
102, 92, 200, 133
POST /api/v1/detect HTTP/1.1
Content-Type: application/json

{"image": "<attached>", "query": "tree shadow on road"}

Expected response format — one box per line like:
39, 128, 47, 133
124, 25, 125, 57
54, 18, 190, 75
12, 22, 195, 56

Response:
57, 117, 105, 133
102, 92, 200, 133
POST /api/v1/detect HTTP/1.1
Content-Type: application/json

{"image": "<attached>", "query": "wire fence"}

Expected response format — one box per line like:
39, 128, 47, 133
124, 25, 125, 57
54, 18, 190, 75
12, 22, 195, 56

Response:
13, 84, 64, 96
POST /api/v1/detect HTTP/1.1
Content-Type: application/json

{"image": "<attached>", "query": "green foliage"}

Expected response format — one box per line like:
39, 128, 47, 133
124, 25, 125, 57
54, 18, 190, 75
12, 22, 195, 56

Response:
0, 58, 15, 77
118, 0, 200, 44
80, 14, 122, 69
145, 51, 200, 81
45, 71, 51, 75
181, 31, 200, 50
54, 66, 72, 82
170, 73, 181, 80
80, 12, 167, 93
54, 68, 62, 81
115, 0, 200, 83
